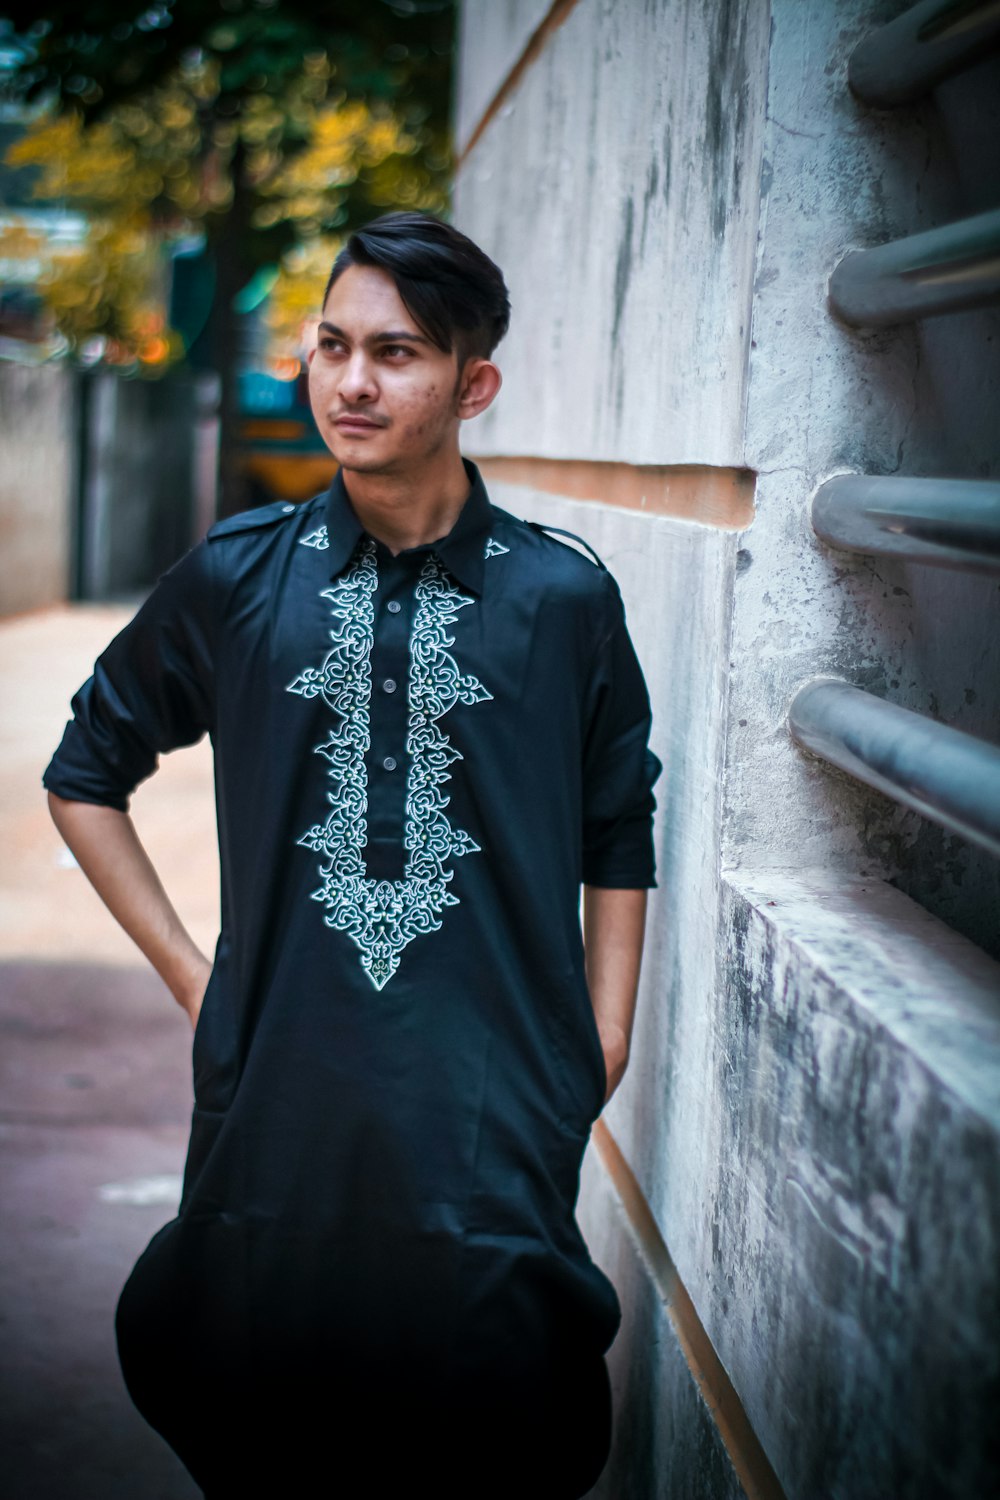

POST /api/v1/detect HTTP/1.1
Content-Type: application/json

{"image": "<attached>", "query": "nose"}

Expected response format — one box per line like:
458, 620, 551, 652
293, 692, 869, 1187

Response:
338, 348, 378, 405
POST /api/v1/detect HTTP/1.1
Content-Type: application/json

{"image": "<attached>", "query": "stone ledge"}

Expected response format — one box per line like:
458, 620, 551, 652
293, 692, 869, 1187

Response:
722, 864, 1000, 1124
706, 864, 1000, 1496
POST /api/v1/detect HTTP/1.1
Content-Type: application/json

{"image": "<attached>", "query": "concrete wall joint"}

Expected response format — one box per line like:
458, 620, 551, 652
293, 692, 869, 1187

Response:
472, 455, 757, 529
457, 0, 582, 165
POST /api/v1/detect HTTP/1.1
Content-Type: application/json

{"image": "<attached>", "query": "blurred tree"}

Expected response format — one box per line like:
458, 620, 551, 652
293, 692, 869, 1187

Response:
0, 0, 455, 512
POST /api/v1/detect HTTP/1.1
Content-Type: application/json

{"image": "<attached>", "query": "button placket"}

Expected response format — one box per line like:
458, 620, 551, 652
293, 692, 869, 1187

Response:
366, 548, 415, 869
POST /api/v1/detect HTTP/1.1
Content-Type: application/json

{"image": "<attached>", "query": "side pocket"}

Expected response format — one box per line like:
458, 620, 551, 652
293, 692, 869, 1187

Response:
547, 965, 608, 1135
192, 936, 237, 1113
190, 964, 215, 1061
578, 974, 609, 1124
179, 1106, 227, 1215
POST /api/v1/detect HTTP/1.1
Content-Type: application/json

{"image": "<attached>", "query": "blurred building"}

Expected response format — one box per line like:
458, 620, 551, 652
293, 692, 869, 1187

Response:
0, 110, 81, 615
454, 1, 1000, 1496
0, 116, 328, 616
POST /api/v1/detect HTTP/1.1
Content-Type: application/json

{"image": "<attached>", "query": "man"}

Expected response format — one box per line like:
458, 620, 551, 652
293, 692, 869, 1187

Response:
44, 211, 662, 1498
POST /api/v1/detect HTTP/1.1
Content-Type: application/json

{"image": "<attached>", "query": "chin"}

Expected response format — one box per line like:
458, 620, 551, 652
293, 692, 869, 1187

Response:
335, 452, 397, 475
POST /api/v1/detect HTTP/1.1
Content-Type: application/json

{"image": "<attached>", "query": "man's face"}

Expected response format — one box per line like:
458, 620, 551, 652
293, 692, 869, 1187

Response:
308, 263, 465, 477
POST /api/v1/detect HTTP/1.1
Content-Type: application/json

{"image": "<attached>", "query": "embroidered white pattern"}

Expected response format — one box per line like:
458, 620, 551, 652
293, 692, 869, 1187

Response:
288, 539, 495, 990
300, 525, 507, 559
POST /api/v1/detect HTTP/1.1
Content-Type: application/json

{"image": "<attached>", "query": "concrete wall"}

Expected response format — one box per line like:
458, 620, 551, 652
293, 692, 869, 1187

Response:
456, 2, 1000, 1496
0, 361, 74, 617
456, 0, 769, 466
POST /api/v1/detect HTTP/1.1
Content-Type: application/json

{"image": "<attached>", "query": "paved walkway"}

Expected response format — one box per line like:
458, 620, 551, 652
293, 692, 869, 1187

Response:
1, 603, 218, 1499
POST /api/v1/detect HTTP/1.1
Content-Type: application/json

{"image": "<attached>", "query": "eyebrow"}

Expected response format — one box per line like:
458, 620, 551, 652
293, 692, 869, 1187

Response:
318, 321, 432, 347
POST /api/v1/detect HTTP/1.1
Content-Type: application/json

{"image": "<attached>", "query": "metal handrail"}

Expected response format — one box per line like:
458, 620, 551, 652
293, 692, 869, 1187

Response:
812, 475, 1000, 575
788, 678, 1000, 858
829, 209, 1000, 326
849, 0, 1000, 106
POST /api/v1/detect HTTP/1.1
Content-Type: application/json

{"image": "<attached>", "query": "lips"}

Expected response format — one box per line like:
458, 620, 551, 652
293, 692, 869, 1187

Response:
335, 416, 383, 432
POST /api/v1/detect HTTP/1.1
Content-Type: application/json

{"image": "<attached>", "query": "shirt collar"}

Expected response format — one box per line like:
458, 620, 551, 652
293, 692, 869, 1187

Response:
324, 457, 492, 596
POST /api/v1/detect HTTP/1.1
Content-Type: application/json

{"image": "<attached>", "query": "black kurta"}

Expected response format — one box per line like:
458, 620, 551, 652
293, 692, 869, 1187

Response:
43, 459, 662, 1497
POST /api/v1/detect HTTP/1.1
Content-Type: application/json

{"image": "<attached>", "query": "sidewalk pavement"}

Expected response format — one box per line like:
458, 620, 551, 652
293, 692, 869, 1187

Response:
1, 603, 219, 1499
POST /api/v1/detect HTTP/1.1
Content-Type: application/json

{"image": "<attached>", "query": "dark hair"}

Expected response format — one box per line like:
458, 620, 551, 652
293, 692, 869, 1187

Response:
322, 211, 511, 367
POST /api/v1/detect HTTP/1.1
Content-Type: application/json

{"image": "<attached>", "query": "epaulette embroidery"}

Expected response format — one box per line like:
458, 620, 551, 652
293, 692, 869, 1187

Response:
525, 520, 607, 570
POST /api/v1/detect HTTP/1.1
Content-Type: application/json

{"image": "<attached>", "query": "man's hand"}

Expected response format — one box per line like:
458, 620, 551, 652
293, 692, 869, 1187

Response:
596, 1018, 631, 1105
177, 955, 214, 1032
582, 886, 648, 1107
47, 793, 212, 1028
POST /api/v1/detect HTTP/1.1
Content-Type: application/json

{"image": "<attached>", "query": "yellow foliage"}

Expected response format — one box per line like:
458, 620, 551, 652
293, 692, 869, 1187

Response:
254, 101, 415, 226
8, 115, 133, 204
265, 235, 342, 354
37, 214, 170, 360
0, 221, 46, 260
3, 49, 451, 370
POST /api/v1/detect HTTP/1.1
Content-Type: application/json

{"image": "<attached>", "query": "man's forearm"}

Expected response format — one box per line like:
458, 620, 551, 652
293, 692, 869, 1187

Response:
582, 885, 648, 1104
47, 793, 211, 1027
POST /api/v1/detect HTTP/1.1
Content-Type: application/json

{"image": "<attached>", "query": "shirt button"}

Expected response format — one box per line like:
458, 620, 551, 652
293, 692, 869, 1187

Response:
383, 756, 397, 771
282, 504, 295, 513
383, 678, 396, 693
387, 600, 401, 613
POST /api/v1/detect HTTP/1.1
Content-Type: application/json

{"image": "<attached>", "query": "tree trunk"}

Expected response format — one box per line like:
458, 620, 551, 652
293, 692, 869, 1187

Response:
208, 141, 252, 520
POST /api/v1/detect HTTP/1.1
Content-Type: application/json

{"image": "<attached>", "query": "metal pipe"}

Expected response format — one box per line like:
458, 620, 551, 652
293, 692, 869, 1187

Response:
788, 678, 1000, 858
849, 0, 1000, 106
829, 209, 1000, 326
812, 475, 1000, 575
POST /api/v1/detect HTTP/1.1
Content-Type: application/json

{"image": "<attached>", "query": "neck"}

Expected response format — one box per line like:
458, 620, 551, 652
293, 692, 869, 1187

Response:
340, 448, 472, 555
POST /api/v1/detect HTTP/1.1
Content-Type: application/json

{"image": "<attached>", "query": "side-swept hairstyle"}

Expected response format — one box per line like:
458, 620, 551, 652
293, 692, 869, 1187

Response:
323, 211, 511, 368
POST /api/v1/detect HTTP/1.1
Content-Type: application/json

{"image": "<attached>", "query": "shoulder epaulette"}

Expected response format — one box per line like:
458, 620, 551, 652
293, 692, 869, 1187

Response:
525, 520, 607, 571
207, 500, 298, 542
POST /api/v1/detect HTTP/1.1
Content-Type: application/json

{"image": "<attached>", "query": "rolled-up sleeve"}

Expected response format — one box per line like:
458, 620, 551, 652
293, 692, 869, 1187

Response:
42, 542, 216, 812
580, 570, 663, 889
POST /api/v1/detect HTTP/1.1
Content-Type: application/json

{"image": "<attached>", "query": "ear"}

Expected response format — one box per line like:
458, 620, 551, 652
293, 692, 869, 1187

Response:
456, 357, 502, 422
306, 345, 316, 368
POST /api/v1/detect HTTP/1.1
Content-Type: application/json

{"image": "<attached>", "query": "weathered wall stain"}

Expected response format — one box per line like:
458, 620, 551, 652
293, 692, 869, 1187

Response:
701, 0, 756, 239
611, 195, 635, 354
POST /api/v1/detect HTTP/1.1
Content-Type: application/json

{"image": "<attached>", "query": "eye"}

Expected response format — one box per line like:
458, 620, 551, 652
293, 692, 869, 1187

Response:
381, 343, 414, 358
318, 335, 346, 353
